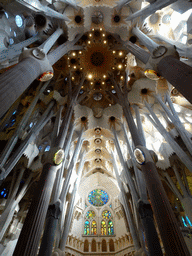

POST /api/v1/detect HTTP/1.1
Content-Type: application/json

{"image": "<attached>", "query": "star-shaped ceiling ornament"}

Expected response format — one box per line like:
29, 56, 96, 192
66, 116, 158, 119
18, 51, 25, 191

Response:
111, 9, 128, 27
66, 7, 84, 28
77, 0, 118, 8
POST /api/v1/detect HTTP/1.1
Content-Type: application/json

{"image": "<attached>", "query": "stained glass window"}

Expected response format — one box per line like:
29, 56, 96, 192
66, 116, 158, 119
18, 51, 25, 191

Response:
108, 220, 114, 235
86, 210, 96, 219
101, 220, 107, 235
91, 220, 97, 235
84, 220, 90, 235
102, 210, 112, 219
88, 189, 109, 206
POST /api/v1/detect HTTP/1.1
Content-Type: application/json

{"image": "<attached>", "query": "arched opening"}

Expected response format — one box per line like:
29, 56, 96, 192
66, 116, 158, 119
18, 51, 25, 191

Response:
101, 220, 107, 235
91, 220, 97, 235
102, 239, 107, 252
84, 220, 90, 235
92, 239, 97, 252
84, 239, 89, 252
109, 239, 115, 252
108, 220, 114, 235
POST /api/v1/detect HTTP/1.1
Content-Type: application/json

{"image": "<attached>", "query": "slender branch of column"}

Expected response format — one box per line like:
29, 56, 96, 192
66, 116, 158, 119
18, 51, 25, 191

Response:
132, 27, 159, 53
112, 154, 141, 251
0, 34, 40, 63
157, 55, 192, 105
144, 103, 192, 172
172, 163, 189, 198
38, 28, 63, 54
0, 101, 55, 183
116, 0, 133, 11
162, 171, 183, 201
48, 34, 83, 66
0, 80, 51, 167
59, 151, 86, 251
112, 128, 139, 204
5, 167, 25, 208
126, 0, 178, 21
154, 94, 192, 156
51, 106, 63, 144
121, 123, 147, 201
180, 167, 191, 196
0, 171, 33, 241
0, 98, 20, 133
110, 77, 143, 147
59, 128, 85, 206
55, 75, 85, 148
132, 105, 146, 147
51, 123, 75, 204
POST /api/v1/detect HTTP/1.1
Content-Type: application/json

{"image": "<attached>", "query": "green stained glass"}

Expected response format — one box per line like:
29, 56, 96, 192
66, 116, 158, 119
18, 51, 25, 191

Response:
86, 210, 96, 219
84, 220, 90, 235
88, 189, 109, 206
102, 210, 112, 219
108, 220, 114, 235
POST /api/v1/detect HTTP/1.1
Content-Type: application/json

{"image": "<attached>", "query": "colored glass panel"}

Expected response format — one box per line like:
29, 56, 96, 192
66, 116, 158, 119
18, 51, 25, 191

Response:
102, 210, 112, 219
108, 220, 114, 235
88, 189, 109, 206
86, 210, 96, 219
84, 220, 90, 235
91, 220, 97, 235
101, 220, 107, 235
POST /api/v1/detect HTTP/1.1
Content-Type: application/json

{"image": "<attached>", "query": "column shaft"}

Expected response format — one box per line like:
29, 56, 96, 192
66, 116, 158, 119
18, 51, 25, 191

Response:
157, 55, 192, 105
13, 163, 58, 256
0, 58, 43, 118
141, 159, 190, 256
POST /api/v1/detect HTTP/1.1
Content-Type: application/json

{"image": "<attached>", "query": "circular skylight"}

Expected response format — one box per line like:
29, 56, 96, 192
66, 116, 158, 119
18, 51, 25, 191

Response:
15, 15, 23, 27
88, 189, 109, 206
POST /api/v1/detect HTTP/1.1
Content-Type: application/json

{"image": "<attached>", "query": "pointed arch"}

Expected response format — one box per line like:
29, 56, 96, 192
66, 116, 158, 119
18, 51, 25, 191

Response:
108, 220, 114, 235
84, 239, 89, 252
91, 220, 97, 235
91, 239, 97, 252
101, 220, 107, 235
102, 239, 107, 252
84, 220, 90, 235
109, 239, 115, 251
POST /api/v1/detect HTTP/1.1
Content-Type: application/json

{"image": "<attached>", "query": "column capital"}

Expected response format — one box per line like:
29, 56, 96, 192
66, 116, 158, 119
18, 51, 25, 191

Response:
145, 45, 179, 80
19, 47, 53, 82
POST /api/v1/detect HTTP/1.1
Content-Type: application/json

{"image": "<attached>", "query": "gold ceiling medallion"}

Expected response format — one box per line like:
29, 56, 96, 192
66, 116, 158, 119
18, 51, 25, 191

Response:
80, 42, 115, 80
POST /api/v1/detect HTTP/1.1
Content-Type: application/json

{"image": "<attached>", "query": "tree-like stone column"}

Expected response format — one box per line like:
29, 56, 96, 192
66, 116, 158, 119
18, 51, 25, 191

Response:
13, 163, 58, 256
157, 56, 192, 104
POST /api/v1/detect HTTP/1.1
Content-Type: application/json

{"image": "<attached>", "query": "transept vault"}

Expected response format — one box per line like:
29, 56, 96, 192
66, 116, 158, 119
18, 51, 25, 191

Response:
0, 0, 192, 256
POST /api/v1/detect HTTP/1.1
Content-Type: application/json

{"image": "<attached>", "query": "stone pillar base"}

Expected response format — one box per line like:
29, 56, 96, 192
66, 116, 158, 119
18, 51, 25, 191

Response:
134, 248, 147, 256
52, 248, 65, 256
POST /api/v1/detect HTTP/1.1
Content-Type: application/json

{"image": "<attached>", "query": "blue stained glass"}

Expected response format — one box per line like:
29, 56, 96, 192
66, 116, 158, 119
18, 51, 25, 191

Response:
186, 216, 192, 226
45, 145, 50, 152
88, 189, 109, 206
182, 217, 188, 227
